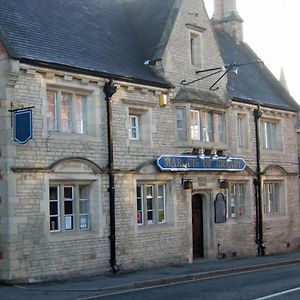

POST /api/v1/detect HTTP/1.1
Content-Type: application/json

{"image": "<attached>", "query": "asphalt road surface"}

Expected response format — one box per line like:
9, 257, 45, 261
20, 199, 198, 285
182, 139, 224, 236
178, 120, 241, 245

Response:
2, 263, 300, 300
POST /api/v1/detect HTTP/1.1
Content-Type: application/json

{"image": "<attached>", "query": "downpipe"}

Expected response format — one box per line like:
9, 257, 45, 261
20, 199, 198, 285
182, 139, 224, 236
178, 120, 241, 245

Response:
103, 79, 120, 273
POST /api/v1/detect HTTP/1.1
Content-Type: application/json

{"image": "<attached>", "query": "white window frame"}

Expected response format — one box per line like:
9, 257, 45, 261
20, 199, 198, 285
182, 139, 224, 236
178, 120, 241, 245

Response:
129, 115, 139, 140
47, 89, 88, 134
136, 183, 167, 226
49, 183, 90, 232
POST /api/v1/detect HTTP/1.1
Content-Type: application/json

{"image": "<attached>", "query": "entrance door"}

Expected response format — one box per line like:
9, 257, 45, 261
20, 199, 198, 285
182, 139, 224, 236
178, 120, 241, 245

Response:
192, 194, 204, 258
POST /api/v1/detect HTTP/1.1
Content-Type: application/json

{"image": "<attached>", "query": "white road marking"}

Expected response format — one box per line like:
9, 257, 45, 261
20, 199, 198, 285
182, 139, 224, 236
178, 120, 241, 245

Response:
254, 286, 300, 299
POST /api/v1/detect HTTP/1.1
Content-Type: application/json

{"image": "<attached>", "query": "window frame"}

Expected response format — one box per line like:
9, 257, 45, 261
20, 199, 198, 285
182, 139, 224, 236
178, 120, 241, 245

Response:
176, 107, 187, 142
190, 109, 201, 141
47, 89, 89, 135
188, 108, 226, 143
263, 181, 281, 215
237, 114, 248, 148
261, 119, 278, 150
49, 183, 90, 233
223, 182, 246, 219
129, 114, 140, 140
136, 183, 167, 226
189, 31, 202, 67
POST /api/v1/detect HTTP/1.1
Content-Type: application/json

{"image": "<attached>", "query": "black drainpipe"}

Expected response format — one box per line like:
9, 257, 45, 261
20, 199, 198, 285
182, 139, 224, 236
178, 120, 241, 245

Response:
253, 104, 265, 256
103, 79, 119, 273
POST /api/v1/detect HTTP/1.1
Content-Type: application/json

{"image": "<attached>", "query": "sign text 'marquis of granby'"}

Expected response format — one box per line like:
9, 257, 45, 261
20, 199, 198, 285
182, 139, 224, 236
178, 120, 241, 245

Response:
157, 155, 246, 172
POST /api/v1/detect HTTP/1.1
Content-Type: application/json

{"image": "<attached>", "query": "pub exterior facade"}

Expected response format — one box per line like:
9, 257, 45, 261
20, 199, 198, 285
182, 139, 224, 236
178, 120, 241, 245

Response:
0, 0, 299, 282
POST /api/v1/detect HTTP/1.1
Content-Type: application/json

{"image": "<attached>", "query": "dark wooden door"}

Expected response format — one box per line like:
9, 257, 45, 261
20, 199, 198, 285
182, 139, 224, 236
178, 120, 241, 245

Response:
192, 194, 203, 258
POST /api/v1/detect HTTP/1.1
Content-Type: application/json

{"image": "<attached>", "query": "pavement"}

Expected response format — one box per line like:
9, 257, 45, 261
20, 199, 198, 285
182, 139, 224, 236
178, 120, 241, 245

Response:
4, 251, 300, 296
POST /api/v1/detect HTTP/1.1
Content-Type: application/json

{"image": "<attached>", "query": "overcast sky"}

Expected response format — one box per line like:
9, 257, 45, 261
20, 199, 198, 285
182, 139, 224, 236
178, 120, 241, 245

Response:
204, 0, 300, 104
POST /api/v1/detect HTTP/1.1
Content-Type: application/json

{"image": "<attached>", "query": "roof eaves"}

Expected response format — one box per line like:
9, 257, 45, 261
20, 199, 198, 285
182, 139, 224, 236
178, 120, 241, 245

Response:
20, 58, 173, 89
232, 96, 299, 113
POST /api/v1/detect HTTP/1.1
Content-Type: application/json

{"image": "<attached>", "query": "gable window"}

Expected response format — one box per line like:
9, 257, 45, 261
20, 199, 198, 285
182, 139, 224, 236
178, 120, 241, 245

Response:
47, 90, 88, 134
263, 182, 280, 215
136, 183, 166, 225
49, 183, 90, 232
190, 32, 202, 66
261, 120, 278, 149
224, 183, 246, 219
237, 114, 248, 147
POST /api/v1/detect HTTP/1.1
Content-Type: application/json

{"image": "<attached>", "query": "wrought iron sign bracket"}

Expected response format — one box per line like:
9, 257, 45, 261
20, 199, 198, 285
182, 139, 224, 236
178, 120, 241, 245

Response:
181, 60, 263, 90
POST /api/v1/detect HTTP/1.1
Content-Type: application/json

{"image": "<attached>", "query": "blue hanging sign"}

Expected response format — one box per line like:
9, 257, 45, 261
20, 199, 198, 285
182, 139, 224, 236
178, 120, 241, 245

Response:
157, 155, 246, 172
13, 109, 33, 144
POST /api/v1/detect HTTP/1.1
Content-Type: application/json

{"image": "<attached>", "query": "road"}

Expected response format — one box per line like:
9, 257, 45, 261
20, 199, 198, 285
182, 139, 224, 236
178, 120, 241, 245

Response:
2, 263, 300, 300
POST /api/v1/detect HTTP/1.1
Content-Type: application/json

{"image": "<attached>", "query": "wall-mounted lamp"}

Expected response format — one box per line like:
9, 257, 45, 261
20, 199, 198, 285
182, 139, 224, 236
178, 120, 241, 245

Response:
182, 179, 193, 190
159, 94, 168, 107
219, 179, 228, 189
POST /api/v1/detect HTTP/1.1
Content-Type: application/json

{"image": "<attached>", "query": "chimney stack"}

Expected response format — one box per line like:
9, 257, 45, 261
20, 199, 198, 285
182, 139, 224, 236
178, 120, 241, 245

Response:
212, 0, 243, 43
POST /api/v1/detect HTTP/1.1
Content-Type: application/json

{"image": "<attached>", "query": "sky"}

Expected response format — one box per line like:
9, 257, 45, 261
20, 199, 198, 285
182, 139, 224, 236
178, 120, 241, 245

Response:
204, 0, 300, 104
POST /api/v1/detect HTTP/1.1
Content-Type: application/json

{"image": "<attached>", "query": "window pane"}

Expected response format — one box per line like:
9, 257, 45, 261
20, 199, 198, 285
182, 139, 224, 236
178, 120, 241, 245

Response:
79, 186, 88, 199
130, 115, 139, 140
202, 111, 213, 142
64, 201, 73, 214
50, 216, 59, 231
50, 201, 58, 215
217, 113, 225, 143
47, 91, 57, 131
61, 93, 72, 133
176, 108, 186, 141
49, 186, 58, 200
75, 95, 87, 134
79, 200, 88, 214
191, 110, 200, 140
64, 186, 73, 199
262, 121, 278, 149
146, 185, 154, 224
137, 185, 143, 224
80, 215, 89, 229
190, 33, 201, 66
158, 185, 166, 223
64, 215, 74, 230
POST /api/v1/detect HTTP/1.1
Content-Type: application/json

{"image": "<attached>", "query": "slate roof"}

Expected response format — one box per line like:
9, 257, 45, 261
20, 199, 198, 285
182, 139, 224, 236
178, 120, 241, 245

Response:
0, 0, 298, 112
0, 0, 174, 88
215, 29, 299, 112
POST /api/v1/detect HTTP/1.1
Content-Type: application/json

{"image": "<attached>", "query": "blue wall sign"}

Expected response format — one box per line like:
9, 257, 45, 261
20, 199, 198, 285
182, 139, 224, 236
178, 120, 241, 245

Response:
13, 109, 33, 144
157, 155, 246, 172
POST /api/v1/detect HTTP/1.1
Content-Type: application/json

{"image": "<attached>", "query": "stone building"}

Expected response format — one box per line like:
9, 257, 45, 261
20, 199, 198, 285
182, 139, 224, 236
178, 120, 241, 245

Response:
0, 0, 299, 282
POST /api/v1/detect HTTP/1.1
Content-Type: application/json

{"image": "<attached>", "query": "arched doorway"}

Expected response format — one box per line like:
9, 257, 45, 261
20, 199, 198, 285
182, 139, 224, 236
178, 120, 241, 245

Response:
192, 194, 204, 258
